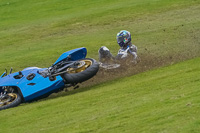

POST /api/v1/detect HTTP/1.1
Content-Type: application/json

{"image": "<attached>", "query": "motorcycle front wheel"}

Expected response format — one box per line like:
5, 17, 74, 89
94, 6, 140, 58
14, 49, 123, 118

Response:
63, 58, 99, 84
0, 92, 22, 111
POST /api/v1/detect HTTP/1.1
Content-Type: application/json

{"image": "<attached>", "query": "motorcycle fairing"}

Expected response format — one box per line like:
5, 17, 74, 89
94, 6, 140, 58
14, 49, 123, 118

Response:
0, 47, 87, 102
0, 67, 65, 102
53, 47, 87, 65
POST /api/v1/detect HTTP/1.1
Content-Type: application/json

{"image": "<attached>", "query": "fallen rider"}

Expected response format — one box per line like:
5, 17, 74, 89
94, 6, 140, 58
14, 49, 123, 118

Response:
98, 30, 139, 69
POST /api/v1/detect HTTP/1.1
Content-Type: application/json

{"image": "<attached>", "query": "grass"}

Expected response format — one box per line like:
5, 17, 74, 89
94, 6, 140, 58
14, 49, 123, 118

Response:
0, 57, 200, 133
0, 0, 200, 132
0, 0, 199, 70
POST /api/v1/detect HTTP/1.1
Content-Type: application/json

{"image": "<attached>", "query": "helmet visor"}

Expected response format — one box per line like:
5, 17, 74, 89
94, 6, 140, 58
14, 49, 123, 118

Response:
117, 36, 124, 42
117, 36, 125, 44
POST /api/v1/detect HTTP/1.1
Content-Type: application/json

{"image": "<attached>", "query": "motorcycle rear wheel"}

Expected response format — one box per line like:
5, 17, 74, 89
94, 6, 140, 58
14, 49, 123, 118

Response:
0, 92, 22, 111
63, 58, 99, 84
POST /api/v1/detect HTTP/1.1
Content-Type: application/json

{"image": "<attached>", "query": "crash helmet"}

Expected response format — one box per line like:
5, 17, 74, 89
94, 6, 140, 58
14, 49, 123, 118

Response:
116, 30, 131, 47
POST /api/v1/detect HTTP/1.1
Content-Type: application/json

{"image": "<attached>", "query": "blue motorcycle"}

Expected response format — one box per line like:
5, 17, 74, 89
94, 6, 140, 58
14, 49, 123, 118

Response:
0, 47, 99, 110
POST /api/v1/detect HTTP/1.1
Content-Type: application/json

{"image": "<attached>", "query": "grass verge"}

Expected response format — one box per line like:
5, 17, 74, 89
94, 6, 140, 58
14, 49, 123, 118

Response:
0, 57, 200, 133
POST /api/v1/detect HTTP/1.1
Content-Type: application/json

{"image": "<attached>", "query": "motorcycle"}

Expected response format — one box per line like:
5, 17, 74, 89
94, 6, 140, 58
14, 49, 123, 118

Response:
0, 47, 99, 110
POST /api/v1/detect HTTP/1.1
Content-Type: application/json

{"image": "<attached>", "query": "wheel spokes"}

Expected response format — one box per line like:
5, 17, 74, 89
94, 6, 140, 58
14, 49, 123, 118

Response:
0, 93, 17, 107
67, 60, 92, 73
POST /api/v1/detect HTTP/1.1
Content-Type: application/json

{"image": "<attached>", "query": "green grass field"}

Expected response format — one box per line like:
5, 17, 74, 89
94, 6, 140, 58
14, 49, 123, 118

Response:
1, 57, 200, 133
0, 0, 199, 69
0, 0, 200, 132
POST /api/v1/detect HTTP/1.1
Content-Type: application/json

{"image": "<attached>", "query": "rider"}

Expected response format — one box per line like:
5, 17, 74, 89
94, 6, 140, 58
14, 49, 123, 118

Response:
99, 30, 138, 63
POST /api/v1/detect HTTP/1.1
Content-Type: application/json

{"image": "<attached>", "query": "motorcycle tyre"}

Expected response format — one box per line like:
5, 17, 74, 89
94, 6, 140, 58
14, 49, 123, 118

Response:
0, 93, 22, 111
63, 58, 99, 84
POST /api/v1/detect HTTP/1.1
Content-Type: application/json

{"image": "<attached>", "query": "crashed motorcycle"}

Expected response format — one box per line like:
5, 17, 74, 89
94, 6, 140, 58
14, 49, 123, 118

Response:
0, 47, 99, 110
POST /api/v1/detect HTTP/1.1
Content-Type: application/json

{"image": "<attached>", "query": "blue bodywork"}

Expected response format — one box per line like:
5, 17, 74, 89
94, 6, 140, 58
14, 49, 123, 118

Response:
0, 47, 87, 102
54, 47, 87, 65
